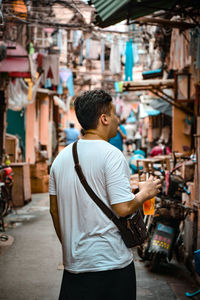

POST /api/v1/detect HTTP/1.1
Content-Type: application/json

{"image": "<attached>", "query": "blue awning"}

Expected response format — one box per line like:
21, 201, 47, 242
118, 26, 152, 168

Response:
139, 103, 160, 118
150, 98, 172, 117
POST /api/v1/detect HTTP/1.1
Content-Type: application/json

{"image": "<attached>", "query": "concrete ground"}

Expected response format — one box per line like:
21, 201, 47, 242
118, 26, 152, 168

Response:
0, 193, 200, 300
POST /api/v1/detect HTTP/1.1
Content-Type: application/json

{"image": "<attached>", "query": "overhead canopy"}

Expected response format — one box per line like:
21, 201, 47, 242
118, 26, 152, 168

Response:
150, 98, 172, 117
139, 103, 160, 118
91, 0, 200, 28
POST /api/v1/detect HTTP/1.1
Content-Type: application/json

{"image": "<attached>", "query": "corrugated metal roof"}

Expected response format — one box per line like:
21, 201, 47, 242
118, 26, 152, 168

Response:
93, 0, 129, 21
91, 0, 200, 28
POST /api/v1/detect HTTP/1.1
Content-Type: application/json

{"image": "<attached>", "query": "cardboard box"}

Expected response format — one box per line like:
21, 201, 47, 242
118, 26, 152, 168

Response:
30, 162, 48, 178
5, 135, 17, 162
11, 163, 32, 207
31, 175, 49, 193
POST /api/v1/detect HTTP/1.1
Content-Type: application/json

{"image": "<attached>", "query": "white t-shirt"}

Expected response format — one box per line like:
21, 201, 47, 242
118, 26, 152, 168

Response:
49, 139, 134, 273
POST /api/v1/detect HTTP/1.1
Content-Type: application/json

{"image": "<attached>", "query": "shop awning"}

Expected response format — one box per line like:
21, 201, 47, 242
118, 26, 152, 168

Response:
150, 98, 172, 117
91, 0, 200, 28
0, 43, 30, 73
0, 57, 29, 73
139, 103, 160, 118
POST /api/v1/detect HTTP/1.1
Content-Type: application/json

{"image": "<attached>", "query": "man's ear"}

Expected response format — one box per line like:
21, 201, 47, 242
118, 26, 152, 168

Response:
100, 114, 109, 125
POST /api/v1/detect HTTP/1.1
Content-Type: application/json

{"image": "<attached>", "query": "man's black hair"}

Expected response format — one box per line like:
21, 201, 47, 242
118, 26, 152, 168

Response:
74, 90, 112, 130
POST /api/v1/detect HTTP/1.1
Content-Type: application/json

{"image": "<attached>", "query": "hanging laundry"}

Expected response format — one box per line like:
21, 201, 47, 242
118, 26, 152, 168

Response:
85, 39, 99, 60
66, 73, 74, 97
44, 78, 52, 88
73, 30, 82, 49
125, 39, 134, 81
118, 82, 123, 92
37, 53, 43, 68
119, 37, 126, 56
57, 29, 63, 52
113, 96, 124, 116
132, 43, 139, 65
115, 81, 123, 92
109, 36, 121, 74
59, 68, 74, 97
47, 67, 53, 79
121, 101, 133, 120
114, 82, 120, 93
42, 54, 59, 85
29, 42, 34, 55
60, 67, 71, 83
28, 54, 38, 81
86, 38, 90, 59
53, 95, 67, 112
57, 82, 63, 95
79, 38, 84, 66
8, 75, 42, 110
66, 96, 72, 113
101, 39, 105, 72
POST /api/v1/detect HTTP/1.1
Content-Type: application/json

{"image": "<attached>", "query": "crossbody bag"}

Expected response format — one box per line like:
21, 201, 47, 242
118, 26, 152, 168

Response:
72, 141, 147, 248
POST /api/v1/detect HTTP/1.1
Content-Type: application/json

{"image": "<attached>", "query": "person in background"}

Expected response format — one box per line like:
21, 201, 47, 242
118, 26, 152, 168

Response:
124, 121, 137, 154
64, 122, 80, 146
150, 141, 171, 157
49, 89, 161, 300
134, 131, 142, 150
108, 116, 127, 152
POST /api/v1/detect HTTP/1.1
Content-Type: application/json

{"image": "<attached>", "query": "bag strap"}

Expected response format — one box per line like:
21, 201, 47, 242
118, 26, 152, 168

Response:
72, 141, 123, 229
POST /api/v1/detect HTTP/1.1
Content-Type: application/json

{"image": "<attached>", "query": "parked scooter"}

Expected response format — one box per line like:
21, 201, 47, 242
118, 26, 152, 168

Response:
0, 155, 14, 219
137, 165, 196, 272
2, 155, 13, 203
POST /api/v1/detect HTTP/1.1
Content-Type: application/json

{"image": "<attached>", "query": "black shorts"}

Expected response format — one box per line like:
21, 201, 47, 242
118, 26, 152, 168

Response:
59, 261, 136, 300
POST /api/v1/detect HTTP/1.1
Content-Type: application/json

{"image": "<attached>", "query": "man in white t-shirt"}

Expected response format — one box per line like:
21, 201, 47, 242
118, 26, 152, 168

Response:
49, 90, 161, 300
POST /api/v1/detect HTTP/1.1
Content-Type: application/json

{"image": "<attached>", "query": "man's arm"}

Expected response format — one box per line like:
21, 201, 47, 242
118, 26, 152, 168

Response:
112, 176, 161, 217
50, 195, 62, 243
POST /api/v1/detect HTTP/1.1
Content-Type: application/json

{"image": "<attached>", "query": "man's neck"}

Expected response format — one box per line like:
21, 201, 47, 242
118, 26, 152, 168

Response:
83, 130, 107, 141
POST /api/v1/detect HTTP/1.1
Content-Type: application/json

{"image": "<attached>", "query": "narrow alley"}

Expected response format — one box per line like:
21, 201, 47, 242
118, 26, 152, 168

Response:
0, 193, 199, 300
0, 1, 200, 300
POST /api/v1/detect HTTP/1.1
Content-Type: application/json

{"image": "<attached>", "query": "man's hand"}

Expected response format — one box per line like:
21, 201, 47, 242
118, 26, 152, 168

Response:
112, 175, 161, 217
139, 175, 161, 201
